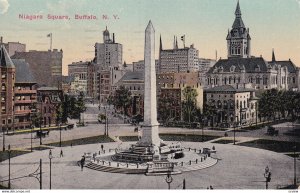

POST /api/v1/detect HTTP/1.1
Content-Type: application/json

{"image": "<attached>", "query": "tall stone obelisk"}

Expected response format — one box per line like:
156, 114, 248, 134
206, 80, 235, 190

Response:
138, 21, 161, 147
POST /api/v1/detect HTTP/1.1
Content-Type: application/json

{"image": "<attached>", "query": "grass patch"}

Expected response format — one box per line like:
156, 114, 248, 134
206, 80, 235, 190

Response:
0, 150, 30, 162
0, 184, 8, 189
27, 146, 52, 151
46, 135, 114, 147
208, 127, 228, 131
119, 136, 139, 142
238, 139, 300, 153
285, 153, 300, 158
212, 139, 235, 144
159, 134, 220, 142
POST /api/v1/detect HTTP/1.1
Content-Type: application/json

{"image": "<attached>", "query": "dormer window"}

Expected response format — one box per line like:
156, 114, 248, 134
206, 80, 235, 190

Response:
255, 65, 260, 72
230, 65, 236, 72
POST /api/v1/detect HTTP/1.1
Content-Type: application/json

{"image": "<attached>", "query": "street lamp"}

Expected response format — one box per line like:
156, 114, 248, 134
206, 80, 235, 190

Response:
40, 118, 43, 145
2, 127, 5, 151
59, 123, 62, 147
31, 125, 33, 152
201, 117, 206, 142
49, 150, 53, 189
293, 145, 297, 187
165, 173, 173, 189
230, 115, 236, 145
264, 166, 271, 189
8, 144, 11, 189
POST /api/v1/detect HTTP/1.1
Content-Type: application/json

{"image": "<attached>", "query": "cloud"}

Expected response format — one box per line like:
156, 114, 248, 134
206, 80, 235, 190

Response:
296, 0, 300, 7
0, 0, 9, 14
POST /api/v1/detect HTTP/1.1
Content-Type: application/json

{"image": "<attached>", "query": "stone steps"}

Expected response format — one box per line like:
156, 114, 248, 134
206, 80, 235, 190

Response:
85, 162, 147, 174
179, 157, 218, 172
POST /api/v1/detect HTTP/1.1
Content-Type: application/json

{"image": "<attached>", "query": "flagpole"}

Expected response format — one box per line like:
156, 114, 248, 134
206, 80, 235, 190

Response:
50, 33, 52, 51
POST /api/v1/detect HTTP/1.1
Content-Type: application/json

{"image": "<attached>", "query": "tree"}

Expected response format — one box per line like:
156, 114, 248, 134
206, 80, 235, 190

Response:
182, 86, 199, 124
158, 97, 173, 124
109, 86, 132, 116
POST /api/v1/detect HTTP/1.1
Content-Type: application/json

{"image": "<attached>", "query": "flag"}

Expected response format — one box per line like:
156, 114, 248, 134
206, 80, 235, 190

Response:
47, 33, 52, 37
181, 35, 185, 41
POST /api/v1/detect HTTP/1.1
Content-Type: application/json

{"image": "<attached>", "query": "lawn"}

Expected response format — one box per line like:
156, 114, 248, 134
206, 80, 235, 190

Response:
46, 135, 114, 147
238, 139, 300, 153
119, 136, 139, 142
159, 134, 220, 142
27, 146, 52, 151
0, 150, 30, 162
212, 139, 235, 144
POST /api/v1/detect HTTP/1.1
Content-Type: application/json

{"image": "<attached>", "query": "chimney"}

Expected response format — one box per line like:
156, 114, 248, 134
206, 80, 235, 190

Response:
0, 36, 2, 44
112, 33, 115, 43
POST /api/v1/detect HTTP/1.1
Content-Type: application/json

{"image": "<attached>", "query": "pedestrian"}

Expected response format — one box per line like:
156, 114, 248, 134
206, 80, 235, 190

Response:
101, 144, 104, 151
224, 132, 228, 137
71, 142, 73, 148
80, 156, 85, 171
210, 185, 213, 190
60, 149, 64, 157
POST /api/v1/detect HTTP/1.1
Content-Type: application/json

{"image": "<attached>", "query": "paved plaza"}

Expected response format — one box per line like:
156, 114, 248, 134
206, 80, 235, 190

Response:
0, 141, 297, 189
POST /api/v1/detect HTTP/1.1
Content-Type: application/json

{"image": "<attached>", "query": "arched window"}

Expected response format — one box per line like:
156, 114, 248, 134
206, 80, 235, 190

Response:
256, 76, 260, 84
224, 77, 227, 85
1, 83, 6, 91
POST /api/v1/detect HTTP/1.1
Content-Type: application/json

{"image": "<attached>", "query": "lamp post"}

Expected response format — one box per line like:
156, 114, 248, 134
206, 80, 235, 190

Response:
264, 166, 271, 189
49, 150, 52, 189
31, 125, 33, 152
8, 144, 11, 189
104, 106, 107, 136
39, 118, 42, 145
59, 123, 62, 147
165, 173, 173, 189
2, 127, 5, 151
294, 145, 297, 187
201, 118, 206, 142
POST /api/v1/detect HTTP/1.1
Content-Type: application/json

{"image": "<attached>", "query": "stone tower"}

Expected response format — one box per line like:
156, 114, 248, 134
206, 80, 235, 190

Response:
138, 20, 161, 147
226, 0, 251, 58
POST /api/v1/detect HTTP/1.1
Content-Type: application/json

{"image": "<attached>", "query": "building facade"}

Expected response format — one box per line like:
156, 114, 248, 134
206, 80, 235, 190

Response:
11, 49, 63, 87
206, 1, 299, 91
37, 87, 63, 127
13, 59, 37, 130
133, 59, 160, 73
0, 43, 16, 131
2, 37, 26, 57
94, 27, 125, 104
68, 61, 95, 97
204, 85, 257, 127
159, 36, 199, 73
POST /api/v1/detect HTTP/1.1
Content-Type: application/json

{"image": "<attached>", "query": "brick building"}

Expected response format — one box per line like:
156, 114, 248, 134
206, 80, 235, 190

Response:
11, 49, 63, 87
37, 87, 63, 127
0, 43, 15, 131
13, 59, 37, 130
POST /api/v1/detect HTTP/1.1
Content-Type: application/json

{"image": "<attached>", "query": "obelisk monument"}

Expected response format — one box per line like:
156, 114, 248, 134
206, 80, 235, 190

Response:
138, 20, 161, 148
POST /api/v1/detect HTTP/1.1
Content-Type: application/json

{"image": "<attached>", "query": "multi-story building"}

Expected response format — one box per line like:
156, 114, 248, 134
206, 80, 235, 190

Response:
68, 61, 95, 97
159, 86, 203, 121
2, 37, 26, 57
94, 27, 126, 104
159, 36, 199, 73
0, 43, 15, 131
206, 1, 299, 91
133, 59, 160, 73
11, 49, 63, 87
13, 59, 37, 130
37, 87, 63, 127
204, 85, 257, 127
114, 71, 144, 116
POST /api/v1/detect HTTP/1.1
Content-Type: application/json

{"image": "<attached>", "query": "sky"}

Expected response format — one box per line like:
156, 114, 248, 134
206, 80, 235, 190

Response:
0, 0, 300, 75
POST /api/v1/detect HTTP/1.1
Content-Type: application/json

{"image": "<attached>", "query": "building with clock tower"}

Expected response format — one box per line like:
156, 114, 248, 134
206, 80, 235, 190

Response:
226, 0, 251, 58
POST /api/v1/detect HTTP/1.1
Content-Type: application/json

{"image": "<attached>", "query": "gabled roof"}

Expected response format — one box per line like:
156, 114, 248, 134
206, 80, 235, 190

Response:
208, 57, 269, 74
12, 59, 36, 83
0, 44, 15, 68
269, 60, 297, 73
118, 71, 144, 82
